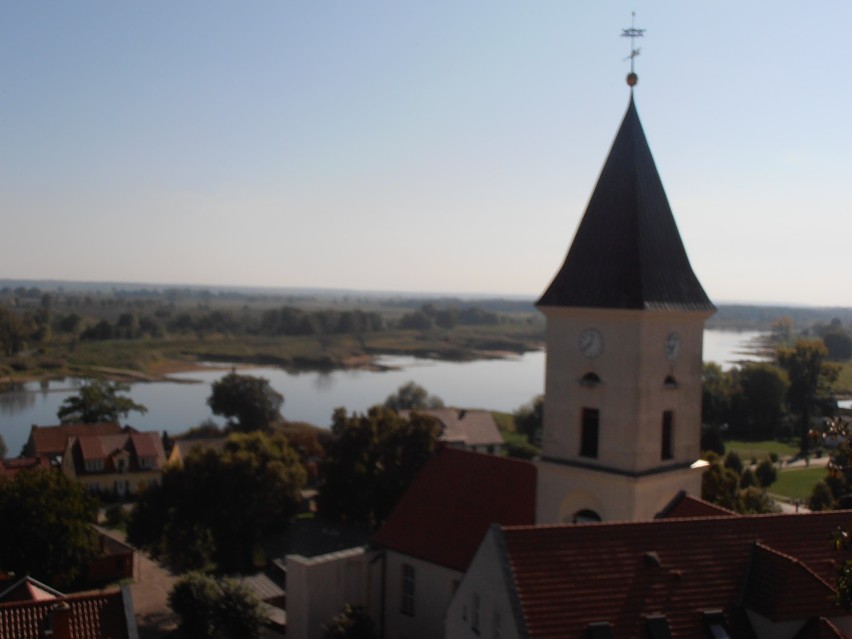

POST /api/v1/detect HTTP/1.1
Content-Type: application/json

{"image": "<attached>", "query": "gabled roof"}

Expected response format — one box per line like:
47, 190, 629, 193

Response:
168, 437, 228, 464
0, 576, 64, 603
66, 431, 165, 475
26, 422, 122, 457
655, 490, 737, 519
743, 542, 837, 622
0, 586, 136, 639
371, 448, 536, 571
399, 409, 503, 448
497, 512, 852, 639
537, 96, 714, 312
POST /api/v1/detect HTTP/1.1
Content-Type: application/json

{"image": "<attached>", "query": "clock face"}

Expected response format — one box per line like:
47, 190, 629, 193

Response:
579, 328, 603, 359
665, 331, 681, 361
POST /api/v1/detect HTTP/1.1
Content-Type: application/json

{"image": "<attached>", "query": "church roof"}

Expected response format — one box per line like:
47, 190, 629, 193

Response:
537, 96, 715, 312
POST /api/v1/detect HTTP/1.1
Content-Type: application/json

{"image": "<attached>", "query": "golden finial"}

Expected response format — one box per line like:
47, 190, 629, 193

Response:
621, 12, 645, 87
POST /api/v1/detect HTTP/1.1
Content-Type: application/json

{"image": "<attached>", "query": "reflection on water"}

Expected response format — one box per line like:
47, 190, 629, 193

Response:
0, 329, 768, 458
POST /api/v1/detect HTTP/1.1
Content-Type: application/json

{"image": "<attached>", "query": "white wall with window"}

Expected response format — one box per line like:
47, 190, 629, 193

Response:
384, 551, 463, 639
446, 529, 520, 639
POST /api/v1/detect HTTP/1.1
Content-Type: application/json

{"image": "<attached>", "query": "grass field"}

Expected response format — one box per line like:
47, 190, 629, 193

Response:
770, 466, 828, 501
725, 439, 799, 462
837, 361, 852, 395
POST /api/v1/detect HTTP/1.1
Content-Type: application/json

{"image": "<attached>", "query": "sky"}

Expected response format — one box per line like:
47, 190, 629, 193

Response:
1, 3, 850, 307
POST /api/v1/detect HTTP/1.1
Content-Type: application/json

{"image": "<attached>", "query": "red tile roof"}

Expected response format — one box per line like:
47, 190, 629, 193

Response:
498, 512, 852, 639
67, 431, 165, 475
0, 577, 64, 603
371, 447, 536, 571
26, 423, 122, 457
0, 587, 135, 639
0, 456, 51, 480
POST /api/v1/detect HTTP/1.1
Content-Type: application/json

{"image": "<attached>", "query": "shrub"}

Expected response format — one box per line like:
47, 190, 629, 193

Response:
809, 481, 835, 511
755, 460, 778, 488
724, 451, 743, 475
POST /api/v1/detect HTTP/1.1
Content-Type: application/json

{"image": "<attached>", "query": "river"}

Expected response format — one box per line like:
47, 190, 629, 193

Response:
0, 329, 767, 456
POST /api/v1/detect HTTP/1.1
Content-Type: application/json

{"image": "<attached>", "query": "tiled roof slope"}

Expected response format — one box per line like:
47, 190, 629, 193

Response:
371, 448, 536, 571
399, 409, 503, 448
537, 96, 715, 312
499, 512, 852, 639
0, 576, 63, 603
26, 422, 122, 457
0, 456, 51, 480
0, 587, 134, 639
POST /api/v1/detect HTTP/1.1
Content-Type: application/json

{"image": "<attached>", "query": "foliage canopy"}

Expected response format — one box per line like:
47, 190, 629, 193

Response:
56, 379, 147, 424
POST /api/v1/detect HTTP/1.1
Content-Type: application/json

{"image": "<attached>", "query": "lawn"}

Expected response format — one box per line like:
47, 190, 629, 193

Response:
725, 439, 799, 462
769, 466, 828, 501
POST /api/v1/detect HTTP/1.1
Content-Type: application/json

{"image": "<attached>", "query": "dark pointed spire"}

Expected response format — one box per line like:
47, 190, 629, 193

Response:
537, 97, 714, 312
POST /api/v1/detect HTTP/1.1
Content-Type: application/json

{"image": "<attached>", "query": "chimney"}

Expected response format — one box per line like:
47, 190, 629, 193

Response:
47, 601, 72, 639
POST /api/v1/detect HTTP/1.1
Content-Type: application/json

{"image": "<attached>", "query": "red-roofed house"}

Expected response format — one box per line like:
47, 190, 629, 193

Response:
286, 447, 536, 639
61, 431, 165, 496
446, 512, 852, 639
0, 455, 52, 480
23, 422, 123, 463
0, 577, 138, 639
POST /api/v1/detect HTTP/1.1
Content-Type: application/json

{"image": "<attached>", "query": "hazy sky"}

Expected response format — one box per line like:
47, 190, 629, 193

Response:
1, 3, 850, 306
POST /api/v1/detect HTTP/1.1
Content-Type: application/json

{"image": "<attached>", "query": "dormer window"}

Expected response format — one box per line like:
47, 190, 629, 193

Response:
580, 372, 602, 388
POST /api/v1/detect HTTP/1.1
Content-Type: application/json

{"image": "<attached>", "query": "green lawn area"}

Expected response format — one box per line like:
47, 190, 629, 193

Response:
769, 466, 828, 501
725, 439, 799, 462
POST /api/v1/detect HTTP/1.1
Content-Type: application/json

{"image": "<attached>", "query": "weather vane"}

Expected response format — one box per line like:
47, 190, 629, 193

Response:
621, 12, 645, 87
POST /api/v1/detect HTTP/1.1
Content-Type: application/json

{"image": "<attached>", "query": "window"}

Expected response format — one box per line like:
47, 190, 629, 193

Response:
401, 564, 415, 616
661, 411, 674, 460
580, 372, 602, 387
580, 408, 599, 458
471, 593, 480, 634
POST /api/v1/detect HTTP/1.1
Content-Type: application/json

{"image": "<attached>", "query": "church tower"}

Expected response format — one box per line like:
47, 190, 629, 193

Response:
535, 71, 715, 523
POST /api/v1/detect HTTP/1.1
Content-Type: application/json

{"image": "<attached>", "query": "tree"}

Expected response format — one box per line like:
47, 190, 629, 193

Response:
0, 468, 98, 589
323, 604, 377, 639
0, 306, 26, 356
755, 459, 778, 488
318, 406, 441, 527
383, 382, 444, 411
824, 331, 852, 361
701, 362, 734, 428
513, 395, 544, 445
0, 433, 6, 459
729, 363, 789, 439
207, 372, 283, 432
57, 379, 147, 423
169, 572, 266, 639
128, 431, 306, 572
777, 340, 840, 452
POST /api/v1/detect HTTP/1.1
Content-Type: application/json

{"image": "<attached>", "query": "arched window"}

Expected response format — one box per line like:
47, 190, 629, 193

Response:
664, 375, 678, 389
572, 509, 602, 524
580, 372, 602, 387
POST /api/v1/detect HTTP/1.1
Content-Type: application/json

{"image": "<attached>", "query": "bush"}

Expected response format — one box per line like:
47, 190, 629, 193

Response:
739, 468, 757, 489
724, 451, 743, 475
168, 572, 265, 639
505, 440, 539, 460
809, 481, 835, 512
105, 504, 129, 529
323, 604, 376, 639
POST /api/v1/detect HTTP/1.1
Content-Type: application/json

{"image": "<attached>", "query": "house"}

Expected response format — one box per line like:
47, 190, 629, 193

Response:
446, 511, 852, 639
166, 436, 227, 467
0, 455, 51, 480
0, 576, 138, 639
61, 431, 166, 497
399, 408, 505, 454
23, 422, 123, 463
285, 448, 536, 639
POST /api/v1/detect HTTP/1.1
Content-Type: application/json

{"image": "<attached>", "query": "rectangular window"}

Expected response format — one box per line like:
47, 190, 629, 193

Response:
661, 411, 674, 460
401, 564, 415, 616
580, 408, 599, 458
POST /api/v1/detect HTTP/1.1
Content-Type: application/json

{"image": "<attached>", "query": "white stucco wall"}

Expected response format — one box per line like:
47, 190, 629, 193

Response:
286, 547, 373, 639
383, 551, 463, 639
446, 528, 520, 639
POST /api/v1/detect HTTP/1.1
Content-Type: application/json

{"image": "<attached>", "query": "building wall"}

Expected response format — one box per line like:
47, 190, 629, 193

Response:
383, 551, 462, 639
537, 307, 710, 522
446, 529, 519, 639
286, 548, 372, 639
61, 458, 161, 496
536, 460, 703, 523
